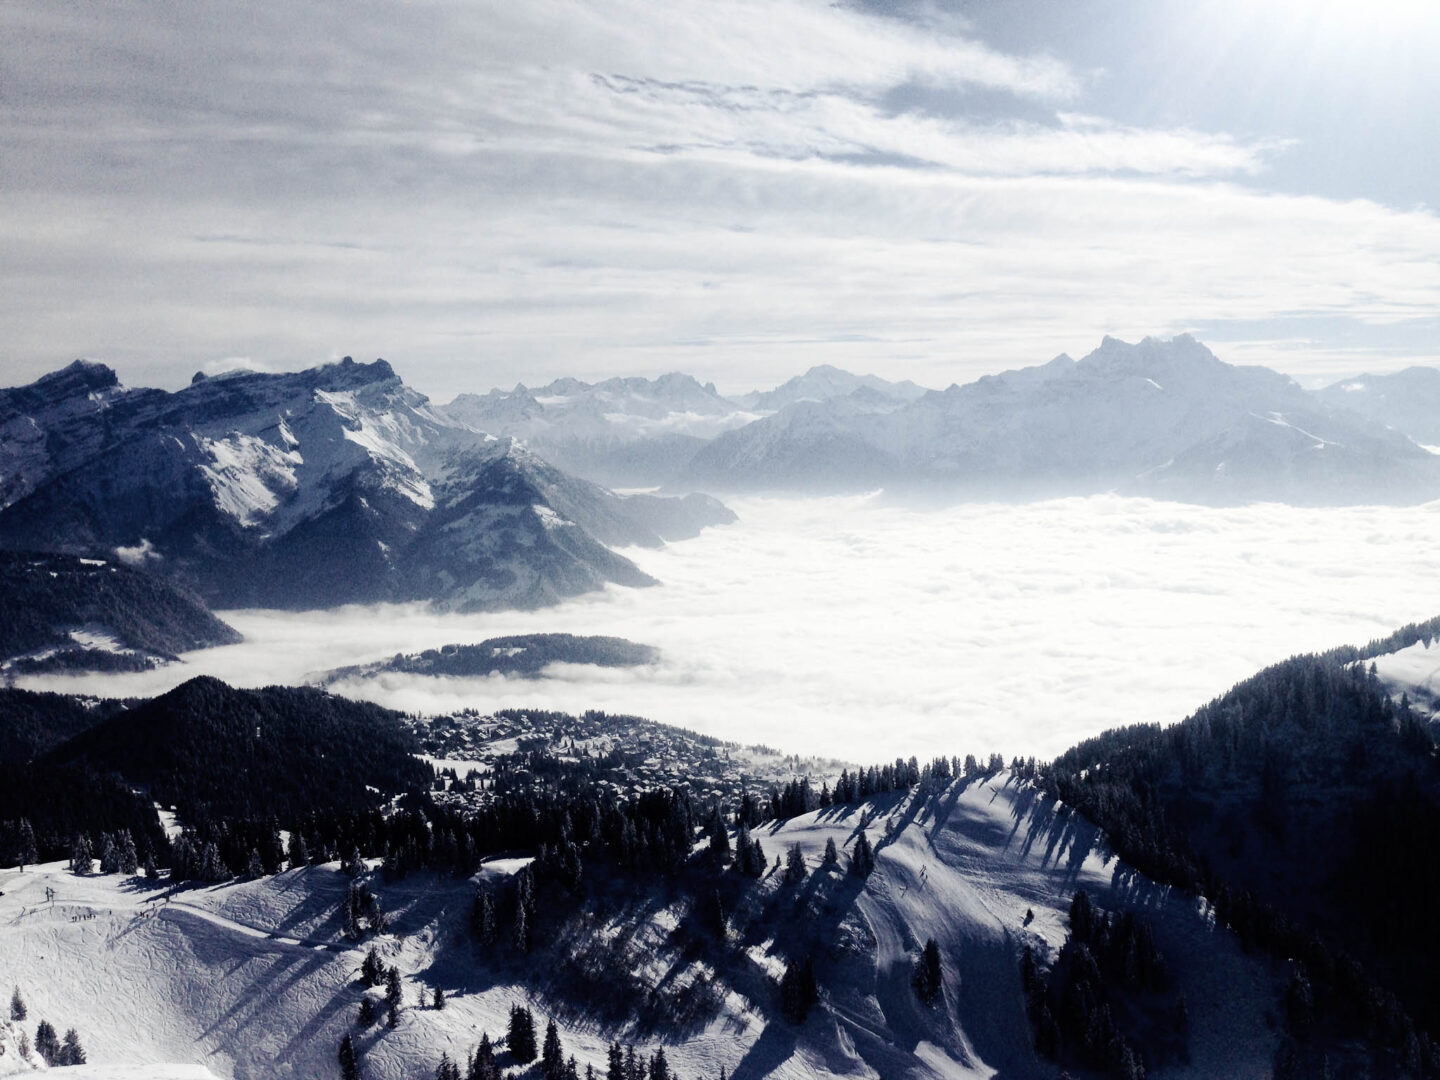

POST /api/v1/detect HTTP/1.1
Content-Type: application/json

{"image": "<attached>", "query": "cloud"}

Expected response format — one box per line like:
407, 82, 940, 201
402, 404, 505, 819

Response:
2, 0, 1434, 395
23, 495, 1440, 763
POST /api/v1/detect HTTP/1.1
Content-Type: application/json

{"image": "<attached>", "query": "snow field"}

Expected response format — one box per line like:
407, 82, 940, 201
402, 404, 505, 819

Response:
1, 776, 1279, 1079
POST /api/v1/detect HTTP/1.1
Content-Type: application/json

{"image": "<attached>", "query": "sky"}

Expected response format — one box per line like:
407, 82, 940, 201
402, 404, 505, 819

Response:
2, 0, 1438, 399
21, 495, 1440, 762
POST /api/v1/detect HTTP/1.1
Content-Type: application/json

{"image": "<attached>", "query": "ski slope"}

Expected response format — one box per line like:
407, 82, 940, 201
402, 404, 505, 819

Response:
0, 776, 1279, 1079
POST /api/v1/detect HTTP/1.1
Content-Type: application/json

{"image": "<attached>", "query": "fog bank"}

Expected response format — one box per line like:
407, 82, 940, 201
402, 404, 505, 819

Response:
21, 495, 1440, 762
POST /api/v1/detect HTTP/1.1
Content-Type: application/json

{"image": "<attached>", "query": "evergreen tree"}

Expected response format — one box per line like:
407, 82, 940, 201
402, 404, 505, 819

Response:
648, 1047, 671, 1080
435, 1052, 461, 1080
287, 829, 309, 869
913, 938, 943, 1003
358, 996, 377, 1027
384, 965, 403, 1016
247, 848, 265, 879
17, 818, 37, 869
607, 1041, 626, 1080
513, 903, 530, 954
472, 889, 498, 946
10, 986, 25, 1022
822, 837, 839, 866
707, 806, 731, 864
360, 946, 384, 987
434, 986, 446, 1010
472, 1033, 498, 1080
849, 832, 874, 878
143, 853, 159, 880
784, 843, 807, 886
508, 1004, 537, 1063
58, 1028, 85, 1066
118, 829, 139, 875
34, 1020, 59, 1065
338, 1032, 361, 1080
779, 955, 820, 1022
542, 1018, 565, 1080
69, 833, 93, 874
99, 833, 119, 874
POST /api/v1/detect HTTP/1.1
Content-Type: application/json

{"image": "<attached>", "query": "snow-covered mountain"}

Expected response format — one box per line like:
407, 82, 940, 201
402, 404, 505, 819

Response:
437, 373, 762, 488
1315, 366, 1440, 448
681, 336, 1440, 503
435, 367, 929, 488
734, 363, 928, 412
0, 359, 733, 612
0, 774, 1280, 1080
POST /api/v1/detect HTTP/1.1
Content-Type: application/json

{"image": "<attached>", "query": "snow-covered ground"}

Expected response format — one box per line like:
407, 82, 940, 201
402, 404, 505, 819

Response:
0, 776, 1278, 1079
15, 495, 1440, 761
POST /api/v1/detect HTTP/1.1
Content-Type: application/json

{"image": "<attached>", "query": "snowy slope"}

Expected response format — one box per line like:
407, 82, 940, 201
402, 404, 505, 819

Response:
0, 776, 1278, 1080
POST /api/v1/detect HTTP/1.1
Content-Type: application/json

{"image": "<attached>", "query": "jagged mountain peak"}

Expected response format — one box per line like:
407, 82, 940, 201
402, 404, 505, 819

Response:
42, 358, 122, 394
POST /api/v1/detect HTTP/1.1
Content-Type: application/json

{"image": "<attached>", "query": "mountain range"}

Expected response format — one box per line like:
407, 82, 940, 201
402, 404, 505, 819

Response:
0, 358, 733, 612
431, 336, 1440, 504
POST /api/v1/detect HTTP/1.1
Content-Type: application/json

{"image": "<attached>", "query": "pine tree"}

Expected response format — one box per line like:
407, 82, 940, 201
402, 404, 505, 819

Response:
513, 903, 530, 954
784, 843, 807, 885
708, 806, 731, 864
57, 1028, 85, 1066
436, 1052, 461, 1080
542, 1018, 565, 1080
69, 833, 93, 874
472, 889, 498, 946
508, 1004, 537, 1063
34, 1020, 59, 1065
913, 938, 943, 1003
99, 834, 119, 874
433, 986, 446, 1010
822, 837, 839, 866
779, 955, 820, 1022
338, 1032, 361, 1080
17, 819, 37, 869
118, 829, 139, 875
10, 986, 25, 1022
473, 1033, 498, 1080
607, 1042, 626, 1080
143, 853, 159, 880
648, 1046, 671, 1080
385, 965, 403, 1017
358, 997, 377, 1027
849, 832, 874, 878
360, 946, 383, 987
247, 848, 265, 879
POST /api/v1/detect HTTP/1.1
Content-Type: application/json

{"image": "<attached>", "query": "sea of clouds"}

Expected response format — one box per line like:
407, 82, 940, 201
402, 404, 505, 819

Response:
23, 494, 1440, 763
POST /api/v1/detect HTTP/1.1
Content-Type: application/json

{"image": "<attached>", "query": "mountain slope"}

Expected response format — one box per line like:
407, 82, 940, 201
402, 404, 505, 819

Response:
1315, 366, 1440, 447
1046, 624, 1440, 1056
0, 550, 240, 674
45, 676, 431, 822
0, 774, 1279, 1080
0, 360, 732, 612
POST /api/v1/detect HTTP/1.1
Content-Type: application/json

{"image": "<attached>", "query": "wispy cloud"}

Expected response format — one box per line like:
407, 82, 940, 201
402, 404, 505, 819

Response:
0, 0, 1435, 394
